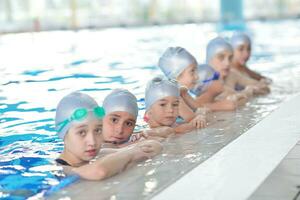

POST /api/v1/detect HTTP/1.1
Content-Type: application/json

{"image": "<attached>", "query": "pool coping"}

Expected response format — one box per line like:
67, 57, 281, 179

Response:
152, 93, 300, 200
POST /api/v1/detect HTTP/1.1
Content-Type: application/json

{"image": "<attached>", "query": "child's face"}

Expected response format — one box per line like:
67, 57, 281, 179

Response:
147, 96, 179, 127
233, 43, 251, 65
102, 111, 136, 143
177, 63, 199, 89
209, 50, 233, 79
64, 118, 103, 162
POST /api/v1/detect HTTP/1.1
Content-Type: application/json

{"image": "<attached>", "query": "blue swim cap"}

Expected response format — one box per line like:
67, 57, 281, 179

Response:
191, 64, 219, 96
206, 37, 233, 63
103, 89, 138, 119
158, 47, 198, 81
230, 32, 251, 49
145, 76, 180, 111
55, 92, 101, 139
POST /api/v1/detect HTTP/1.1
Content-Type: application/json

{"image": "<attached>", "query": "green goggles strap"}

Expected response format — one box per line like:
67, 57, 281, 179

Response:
56, 106, 105, 133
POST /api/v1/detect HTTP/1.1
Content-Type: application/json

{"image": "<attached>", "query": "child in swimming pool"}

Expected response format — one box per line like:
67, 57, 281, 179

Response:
230, 32, 272, 84
102, 89, 173, 147
144, 76, 204, 134
179, 63, 241, 112
159, 47, 238, 112
158, 47, 207, 125
55, 91, 162, 180
206, 37, 270, 98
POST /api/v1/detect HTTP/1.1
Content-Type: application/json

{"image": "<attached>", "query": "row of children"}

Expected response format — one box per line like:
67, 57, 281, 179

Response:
54, 32, 271, 180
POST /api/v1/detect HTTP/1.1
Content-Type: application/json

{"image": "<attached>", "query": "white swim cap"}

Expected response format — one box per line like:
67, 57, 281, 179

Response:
158, 47, 198, 81
145, 76, 180, 111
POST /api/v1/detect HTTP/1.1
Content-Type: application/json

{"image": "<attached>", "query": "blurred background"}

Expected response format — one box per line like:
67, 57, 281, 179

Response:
1, 0, 300, 33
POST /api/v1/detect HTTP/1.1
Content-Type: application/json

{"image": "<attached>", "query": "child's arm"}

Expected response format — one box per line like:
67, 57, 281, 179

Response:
173, 122, 195, 134
71, 140, 162, 180
180, 81, 223, 110
178, 98, 197, 122
242, 65, 267, 81
127, 127, 174, 143
204, 99, 237, 111
144, 126, 175, 138
234, 69, 270, 95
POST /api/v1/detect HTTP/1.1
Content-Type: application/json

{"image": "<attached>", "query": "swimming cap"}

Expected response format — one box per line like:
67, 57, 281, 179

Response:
55, 92, 100, 139
230, 32, 251, 49
103, 89, 138, 119
158, 47, 198, 80
145, 76, 180, 111
206, 37, 233, 63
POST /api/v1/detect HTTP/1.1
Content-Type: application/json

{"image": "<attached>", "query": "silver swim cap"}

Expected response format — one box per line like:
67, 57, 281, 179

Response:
190, 64, 220, 96
206, 37, 233, 63
103, 89, 138, 119
55, 92, 102, 139
230, 32, 251, 49
145, 76, 180, 111
158, 47, 198, 80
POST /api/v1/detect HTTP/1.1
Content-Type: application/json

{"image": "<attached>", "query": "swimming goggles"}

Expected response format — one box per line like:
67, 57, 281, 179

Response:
57, 106, 105, 132
201, 72, 220, 84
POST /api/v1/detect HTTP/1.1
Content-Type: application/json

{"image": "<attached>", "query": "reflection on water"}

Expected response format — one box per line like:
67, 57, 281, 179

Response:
1, 19, 300, 199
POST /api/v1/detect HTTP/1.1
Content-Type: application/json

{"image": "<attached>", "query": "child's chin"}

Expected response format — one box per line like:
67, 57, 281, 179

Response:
162, 120, 175, 126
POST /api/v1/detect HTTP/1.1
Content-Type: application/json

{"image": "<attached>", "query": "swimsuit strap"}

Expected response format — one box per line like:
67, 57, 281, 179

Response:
55, 158, 71, 166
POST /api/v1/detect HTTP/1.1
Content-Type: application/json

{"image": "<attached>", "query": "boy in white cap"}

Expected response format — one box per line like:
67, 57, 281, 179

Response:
158, 47, 207, 124
144, 76, 206, 134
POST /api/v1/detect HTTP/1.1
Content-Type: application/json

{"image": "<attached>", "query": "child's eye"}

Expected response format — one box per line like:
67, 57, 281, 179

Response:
218, 54, 224, 61
159, 103, 166, 107
125, 121, 134, 127
94, 128, 102, 134
172, 103, 179, 107
110, 117, 118, 123
77, 130, 87, 137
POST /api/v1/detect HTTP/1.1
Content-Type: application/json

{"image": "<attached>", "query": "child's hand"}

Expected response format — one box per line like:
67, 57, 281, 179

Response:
129, 132, 147, 142
225, 93, 248, 108
190, 114, 207, 129
131, 140, 163, 161
179, 86, 189, 97
221, 99, 238, 110
260, 77, 272, 85
252, 83, 270, 95
244, 85, 255, 97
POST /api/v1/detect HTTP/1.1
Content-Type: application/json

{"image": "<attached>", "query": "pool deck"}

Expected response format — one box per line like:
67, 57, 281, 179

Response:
249, 141, 300, 200
153, 93, 300, 200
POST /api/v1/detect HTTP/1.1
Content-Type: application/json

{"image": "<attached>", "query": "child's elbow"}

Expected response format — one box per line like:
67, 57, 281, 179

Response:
224, 101, 237, 110
94, 167, 109, 180
86, 167, 109, 181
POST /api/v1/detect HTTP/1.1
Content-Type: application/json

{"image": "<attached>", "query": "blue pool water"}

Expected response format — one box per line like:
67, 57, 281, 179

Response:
1, 19, 300, 199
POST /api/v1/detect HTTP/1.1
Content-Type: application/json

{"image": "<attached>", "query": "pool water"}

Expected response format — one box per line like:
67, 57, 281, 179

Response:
1, 19, 300, 200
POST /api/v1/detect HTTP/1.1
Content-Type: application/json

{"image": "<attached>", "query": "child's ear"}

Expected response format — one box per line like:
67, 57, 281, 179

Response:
143, 111, 151, 122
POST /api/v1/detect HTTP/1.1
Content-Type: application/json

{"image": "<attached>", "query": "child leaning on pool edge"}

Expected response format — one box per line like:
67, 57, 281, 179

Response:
54, 91, 162, 180
101, 89, 174, 148
144, 76, 205, 134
